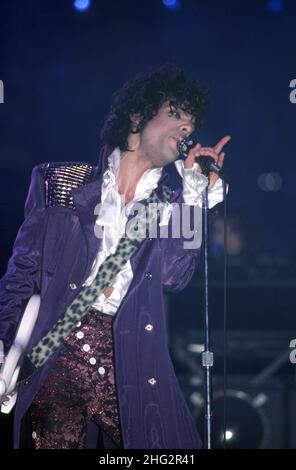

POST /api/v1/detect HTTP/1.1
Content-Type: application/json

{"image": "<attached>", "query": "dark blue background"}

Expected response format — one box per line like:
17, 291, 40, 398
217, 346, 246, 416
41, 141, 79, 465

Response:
0, 0, 295, 449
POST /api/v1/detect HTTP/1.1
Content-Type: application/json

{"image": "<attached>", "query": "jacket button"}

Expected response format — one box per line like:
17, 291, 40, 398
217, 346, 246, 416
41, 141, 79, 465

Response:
145, 324, 154, 332
145, 272, 152, 279
69, 283, 77, 290
76, 331, 84, 339
148, 377, 157, 386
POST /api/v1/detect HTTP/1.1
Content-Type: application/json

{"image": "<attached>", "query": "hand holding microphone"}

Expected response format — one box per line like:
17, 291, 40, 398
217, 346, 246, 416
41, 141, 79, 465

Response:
177, 135, 231, 187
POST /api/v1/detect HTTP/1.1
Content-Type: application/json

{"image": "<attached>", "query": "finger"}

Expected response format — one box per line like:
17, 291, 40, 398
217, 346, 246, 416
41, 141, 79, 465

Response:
187, 143, 201, 158
217, 152, 225, 168
189, 144, 202, 158
214, 135, 231, 154
184, 143, 202, 169
198, 148, 219, 162
190, 143, 202, 153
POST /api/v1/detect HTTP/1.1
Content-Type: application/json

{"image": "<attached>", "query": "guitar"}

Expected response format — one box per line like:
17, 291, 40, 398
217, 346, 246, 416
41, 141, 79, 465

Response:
0, 294, 40, 414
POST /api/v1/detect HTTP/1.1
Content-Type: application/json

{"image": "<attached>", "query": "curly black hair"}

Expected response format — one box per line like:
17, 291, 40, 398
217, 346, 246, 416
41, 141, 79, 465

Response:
100, 63, 208, 152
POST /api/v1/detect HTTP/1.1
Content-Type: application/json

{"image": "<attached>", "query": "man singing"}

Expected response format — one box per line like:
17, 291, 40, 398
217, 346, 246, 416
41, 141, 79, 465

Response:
0, 64, 230, 449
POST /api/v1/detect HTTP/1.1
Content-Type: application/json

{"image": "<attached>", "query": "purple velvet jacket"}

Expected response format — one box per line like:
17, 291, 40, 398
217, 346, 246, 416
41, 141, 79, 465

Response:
0, 160, 202, 449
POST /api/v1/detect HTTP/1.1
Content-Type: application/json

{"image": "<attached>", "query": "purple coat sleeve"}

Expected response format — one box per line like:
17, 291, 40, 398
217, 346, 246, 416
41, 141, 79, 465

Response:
0, 165, 45, 353
161, 190, 200, 293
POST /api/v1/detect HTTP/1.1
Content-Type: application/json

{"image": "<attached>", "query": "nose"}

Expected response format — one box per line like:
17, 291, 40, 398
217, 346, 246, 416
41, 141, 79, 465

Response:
180, 122, 193, 137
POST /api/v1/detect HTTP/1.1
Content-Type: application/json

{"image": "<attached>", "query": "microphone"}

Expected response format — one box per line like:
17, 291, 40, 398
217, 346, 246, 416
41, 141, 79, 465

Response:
177, 137, 227, 182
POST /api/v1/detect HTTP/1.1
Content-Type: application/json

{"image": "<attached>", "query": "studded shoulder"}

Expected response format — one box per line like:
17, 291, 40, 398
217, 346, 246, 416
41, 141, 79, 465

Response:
42, 162, 95, 210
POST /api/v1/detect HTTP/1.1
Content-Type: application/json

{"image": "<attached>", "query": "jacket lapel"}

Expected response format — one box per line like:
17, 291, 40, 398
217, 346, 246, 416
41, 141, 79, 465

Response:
71, 166, 104, 277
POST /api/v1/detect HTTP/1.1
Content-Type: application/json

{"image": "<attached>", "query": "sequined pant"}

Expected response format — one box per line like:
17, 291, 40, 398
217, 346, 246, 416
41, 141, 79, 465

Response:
29, 308, 122, 449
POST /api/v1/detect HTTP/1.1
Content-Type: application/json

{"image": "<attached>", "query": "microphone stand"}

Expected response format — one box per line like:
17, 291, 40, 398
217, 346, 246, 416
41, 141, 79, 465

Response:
201, 185, 214, 449
176, 137, 226, 449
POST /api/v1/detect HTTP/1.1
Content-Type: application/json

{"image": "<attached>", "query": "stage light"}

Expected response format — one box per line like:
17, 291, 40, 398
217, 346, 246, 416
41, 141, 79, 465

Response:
257, 172, 283, 192
268, 0, 284, 13
74, 0, 91, 12
225, 430, 234, 441
162, 0, 181, 11
194, 389, 269, 449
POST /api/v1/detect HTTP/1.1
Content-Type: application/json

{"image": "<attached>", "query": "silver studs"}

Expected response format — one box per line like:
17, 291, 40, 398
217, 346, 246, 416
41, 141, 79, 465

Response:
83, 344, 90, 352
98, 367, 106, 375
69, 283, 77, 290
89, 357, 96, 365
148, 377, 157, 386
145, 272, 152, 279
32, 432, 37, 439
145, 324, 154, 332
76, 321, 81, 327
76, 331, 84, 339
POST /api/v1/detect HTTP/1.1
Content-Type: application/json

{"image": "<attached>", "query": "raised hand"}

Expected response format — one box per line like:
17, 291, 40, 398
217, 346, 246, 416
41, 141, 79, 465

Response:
184, 135, 231, 188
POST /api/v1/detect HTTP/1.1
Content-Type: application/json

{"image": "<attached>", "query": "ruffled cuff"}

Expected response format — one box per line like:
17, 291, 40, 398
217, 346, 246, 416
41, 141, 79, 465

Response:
174, 159, 228, 208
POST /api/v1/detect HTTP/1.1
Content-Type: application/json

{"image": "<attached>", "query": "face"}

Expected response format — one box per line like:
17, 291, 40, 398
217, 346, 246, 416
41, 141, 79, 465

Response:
137, 102, 195, 167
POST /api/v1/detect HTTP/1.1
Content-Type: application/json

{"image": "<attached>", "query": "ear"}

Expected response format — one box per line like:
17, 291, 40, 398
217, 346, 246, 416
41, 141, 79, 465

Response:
130, 113, 142, 133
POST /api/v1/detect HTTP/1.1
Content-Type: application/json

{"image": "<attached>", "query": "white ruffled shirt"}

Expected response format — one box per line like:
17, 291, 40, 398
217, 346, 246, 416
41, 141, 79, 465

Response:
83, 148, 225, 315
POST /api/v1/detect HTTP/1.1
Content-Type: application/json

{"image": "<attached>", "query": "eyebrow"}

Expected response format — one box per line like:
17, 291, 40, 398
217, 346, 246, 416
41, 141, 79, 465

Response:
168, 103, 195, 125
